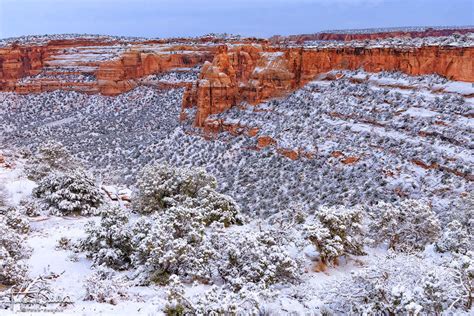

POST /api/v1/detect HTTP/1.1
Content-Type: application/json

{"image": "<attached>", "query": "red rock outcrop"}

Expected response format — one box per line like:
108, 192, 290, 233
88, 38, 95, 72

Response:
0, 39, 217, 95
0, 39, 123, 93
185, 45, 301, 125
0, 45, 45, 88
97, 48, 215, 95
1, 35, 473, 126
185, 44, 474, 126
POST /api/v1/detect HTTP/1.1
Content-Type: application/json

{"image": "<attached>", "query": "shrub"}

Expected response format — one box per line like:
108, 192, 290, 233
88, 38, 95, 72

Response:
449, 252, 474, 310
25, 141, 81, 181
192, 186, 242, 227
321, 254, 463, 314
436, 220, 471, 254
33, 170, 103, 216
79, 206, 296, 289
133, 163, 243, 227
368, 200, 440, 251
0, 254, 29, 286
209, 228, 299, 291
56, 237, 72, 251
133, 163, 216, 214
164, 276, 275, 315
130, 206, 215, 285
0, 221, 31, 285
0, 207, 30, 234
304, 205, 365, 265
0, 185, 7, 208
437, 194, 473, 254
17, 199, 41, 217
79, 164, 295, 289
83, 267, 128, 305
78, 207, 132, 269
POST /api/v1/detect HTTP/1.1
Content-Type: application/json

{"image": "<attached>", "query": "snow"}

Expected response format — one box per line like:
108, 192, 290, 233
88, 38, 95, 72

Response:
441, 81, 474, 95
404, 107, 439, 118
0, 52, 473, 314
44, 116, 77, 128
23, 216, 168, 315
0, 163, 36, 205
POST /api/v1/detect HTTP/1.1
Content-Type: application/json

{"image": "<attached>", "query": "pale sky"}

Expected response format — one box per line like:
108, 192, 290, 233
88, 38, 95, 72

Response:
0, 0, 473, 39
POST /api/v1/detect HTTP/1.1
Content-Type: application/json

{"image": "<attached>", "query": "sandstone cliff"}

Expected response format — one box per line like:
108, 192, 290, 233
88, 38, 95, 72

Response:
97, 49, 215, 95
1, 34, 473, 128
184, 44, 474, 126
0, 39, 217, 95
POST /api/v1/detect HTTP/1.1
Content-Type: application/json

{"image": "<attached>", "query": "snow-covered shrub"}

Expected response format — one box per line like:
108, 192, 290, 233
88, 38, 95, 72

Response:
78, 207, 132, 269
0, 207, 30, 234
0, 221, 31, 285
419, 271, 446, 314
130, 206, 215, 285
436, 220, 471, 254
79, 199, 294, 289
192, 186, 243, 227
25, 141, 81, 181
133, 163, 242, 226
321, 254, 463, 314
368, 200, 440, 251
133, 163, 216, 213
83, 266, 128, 305
208, 227, 299, 291
164, 274, 189, 315
304, 205, 365, 265
448, 252, 474, 310
190, 286, 272, 315
56, 237, 72, 251
0, 198, 30, 283
437, 194, 474, 254
17, 198, 41, 217
33, 170, 103, 216
164, 276, 276, 315
0, 254, 29, 286
0, 185, 6, 208
79, 202, 294, 289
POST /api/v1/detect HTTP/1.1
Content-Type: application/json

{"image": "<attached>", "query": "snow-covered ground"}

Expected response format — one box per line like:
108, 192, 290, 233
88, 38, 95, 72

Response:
1, 68, 473, 314
0, 159, 338, 315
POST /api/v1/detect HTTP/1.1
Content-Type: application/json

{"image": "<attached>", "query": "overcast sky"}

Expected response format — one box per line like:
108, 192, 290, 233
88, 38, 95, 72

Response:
0, 0, 472, 39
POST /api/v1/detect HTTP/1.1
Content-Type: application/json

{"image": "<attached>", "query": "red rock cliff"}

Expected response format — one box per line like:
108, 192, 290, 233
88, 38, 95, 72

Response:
0, 39, 217, 95
97, 48, 215, 95
185, 44, 474, 126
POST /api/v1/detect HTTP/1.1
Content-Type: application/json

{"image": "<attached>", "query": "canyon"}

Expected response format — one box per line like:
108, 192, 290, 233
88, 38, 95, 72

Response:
1, 29, 473, 128
184, 44, 474, 126
1, 28, 473, 315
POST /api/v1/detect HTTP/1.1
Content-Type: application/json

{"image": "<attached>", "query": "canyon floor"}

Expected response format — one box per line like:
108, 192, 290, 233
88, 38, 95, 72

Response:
0, 30, 473, 315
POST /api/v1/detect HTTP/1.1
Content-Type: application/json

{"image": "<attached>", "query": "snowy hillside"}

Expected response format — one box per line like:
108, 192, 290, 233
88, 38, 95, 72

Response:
1, 65, 473, 314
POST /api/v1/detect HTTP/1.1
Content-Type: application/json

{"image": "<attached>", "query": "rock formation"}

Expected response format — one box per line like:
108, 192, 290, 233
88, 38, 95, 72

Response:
0, 38, 217, 95
185, 44, 474, 126
271, 27, 474, 43
97, 48, 215, 95
1, 31, 473, 128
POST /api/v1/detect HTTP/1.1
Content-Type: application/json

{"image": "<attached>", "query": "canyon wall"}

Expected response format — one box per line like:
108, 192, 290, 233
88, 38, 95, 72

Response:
1, 35, 473, 128
97, 48, 215, 95
271, 28, 474, 43
0, 39, 217, 95
184, 45, 474, 126
0, 39, 122, 93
